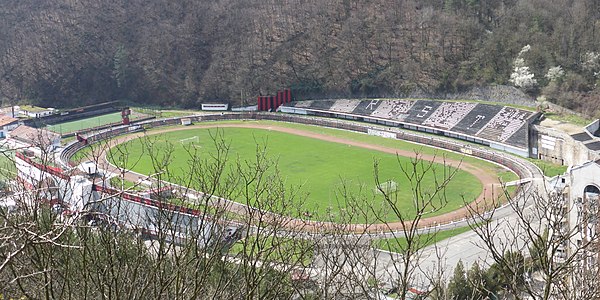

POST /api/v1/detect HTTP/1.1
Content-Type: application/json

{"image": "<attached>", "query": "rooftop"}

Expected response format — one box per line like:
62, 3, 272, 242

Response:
539, 118, 584, 135
0, 115, 18, 127
9, 125, 60, 146
19, 105, 54, 112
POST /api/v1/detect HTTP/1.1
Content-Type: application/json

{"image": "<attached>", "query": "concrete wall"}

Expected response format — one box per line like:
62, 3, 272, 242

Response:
15, 154, 71, 201
408, 85, 536, 108
531, 125, 600, 166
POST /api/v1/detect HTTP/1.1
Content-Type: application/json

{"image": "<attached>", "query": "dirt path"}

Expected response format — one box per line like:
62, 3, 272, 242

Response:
95, 123, 503, 233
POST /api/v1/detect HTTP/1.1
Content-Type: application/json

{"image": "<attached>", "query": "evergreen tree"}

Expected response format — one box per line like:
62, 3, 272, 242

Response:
467, 261, 496, 300
447, 260, 473, 300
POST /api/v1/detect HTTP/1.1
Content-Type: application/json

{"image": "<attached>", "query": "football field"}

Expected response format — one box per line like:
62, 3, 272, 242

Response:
109, 126, 489, 223
47, 112, 125, 134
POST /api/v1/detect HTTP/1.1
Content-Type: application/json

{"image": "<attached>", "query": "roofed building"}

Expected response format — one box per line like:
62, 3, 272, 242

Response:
9, 125, 60, 151
0, 115, 19, 138
18, 105, 55, 118
548, 162, 600, 278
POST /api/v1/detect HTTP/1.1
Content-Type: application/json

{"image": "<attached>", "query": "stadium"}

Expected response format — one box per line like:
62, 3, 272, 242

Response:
14, 94, 600, 296
4, 95, 554, 242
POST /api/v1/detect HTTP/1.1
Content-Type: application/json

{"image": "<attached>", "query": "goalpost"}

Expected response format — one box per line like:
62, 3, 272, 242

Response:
179, 136, 199, 144
375, 180, 398, 195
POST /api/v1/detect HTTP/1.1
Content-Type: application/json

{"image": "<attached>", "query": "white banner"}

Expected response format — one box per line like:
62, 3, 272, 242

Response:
367, 129, 396, 139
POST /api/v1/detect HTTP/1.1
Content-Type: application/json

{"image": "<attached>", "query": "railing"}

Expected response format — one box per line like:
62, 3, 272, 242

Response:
17, 151, 70, 181
91, 184, 205, 217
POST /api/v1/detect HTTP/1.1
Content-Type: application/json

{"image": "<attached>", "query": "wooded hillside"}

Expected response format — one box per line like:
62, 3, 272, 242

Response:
1, 0, 599, 114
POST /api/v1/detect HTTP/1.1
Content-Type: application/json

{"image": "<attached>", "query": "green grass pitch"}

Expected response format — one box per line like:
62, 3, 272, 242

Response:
109, 126, 488, 223
47, 112, 125, 134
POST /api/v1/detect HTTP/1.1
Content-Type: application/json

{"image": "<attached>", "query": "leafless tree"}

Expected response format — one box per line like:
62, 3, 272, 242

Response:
0, 127, 470, 299
369, 153, 460, 300
467, 180, 600, 300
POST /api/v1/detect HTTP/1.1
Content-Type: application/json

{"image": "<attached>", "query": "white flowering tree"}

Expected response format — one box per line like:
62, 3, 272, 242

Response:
581, 52, 600, 81
509, 45, 538, 91
582, 52, 600, 72
545, 66, 565, 82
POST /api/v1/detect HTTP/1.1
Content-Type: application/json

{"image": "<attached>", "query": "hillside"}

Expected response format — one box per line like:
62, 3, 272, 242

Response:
0, 0, 599, 114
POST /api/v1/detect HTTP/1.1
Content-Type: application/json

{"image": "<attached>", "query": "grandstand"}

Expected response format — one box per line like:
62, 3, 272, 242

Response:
351, 100, 382, 115
329, 99, 360, 113
280, 99, 541, 157
451, 104, 503, 136
421, 102, 476, 130
369, 99, 414, 120
294, 100, 314, 108
476, 107, 531, 144
310, 100, 336, 110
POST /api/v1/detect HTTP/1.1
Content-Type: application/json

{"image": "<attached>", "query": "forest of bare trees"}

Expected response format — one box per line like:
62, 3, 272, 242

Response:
0, 0, 599, 114
0, 131, 462, 299
1, 130, 599, 299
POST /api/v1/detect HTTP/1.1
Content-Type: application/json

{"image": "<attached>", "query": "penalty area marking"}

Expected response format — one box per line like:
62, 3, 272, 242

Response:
179, 136, 199, 144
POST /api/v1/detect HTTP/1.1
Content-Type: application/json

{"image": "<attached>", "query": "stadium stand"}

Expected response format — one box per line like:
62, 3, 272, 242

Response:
352, 100, 382, 115
402, 100, 443, 124
476, 107, 532, 142
422, 102, 476, 129
329, 99, 360, 113
504, 124, 530, 149
309, 100, 335, 110
279, 99, 540, 155
293, 100, 313, 108
586, 142, 600, 151
451, 104, 504, 136
370, 100, 415, 120
571, 132, 593, 142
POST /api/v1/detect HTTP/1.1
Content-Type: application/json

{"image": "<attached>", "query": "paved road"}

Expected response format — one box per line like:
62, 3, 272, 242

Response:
368, 176, 546, 290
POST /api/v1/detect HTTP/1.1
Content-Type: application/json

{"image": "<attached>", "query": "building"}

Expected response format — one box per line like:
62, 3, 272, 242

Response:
201, 103, 229, 111
548, 161, 600, 268
0, 115, 19, 138
18, 105, 55, 118
9, 125, 61, 151
14, 152, 242, 248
